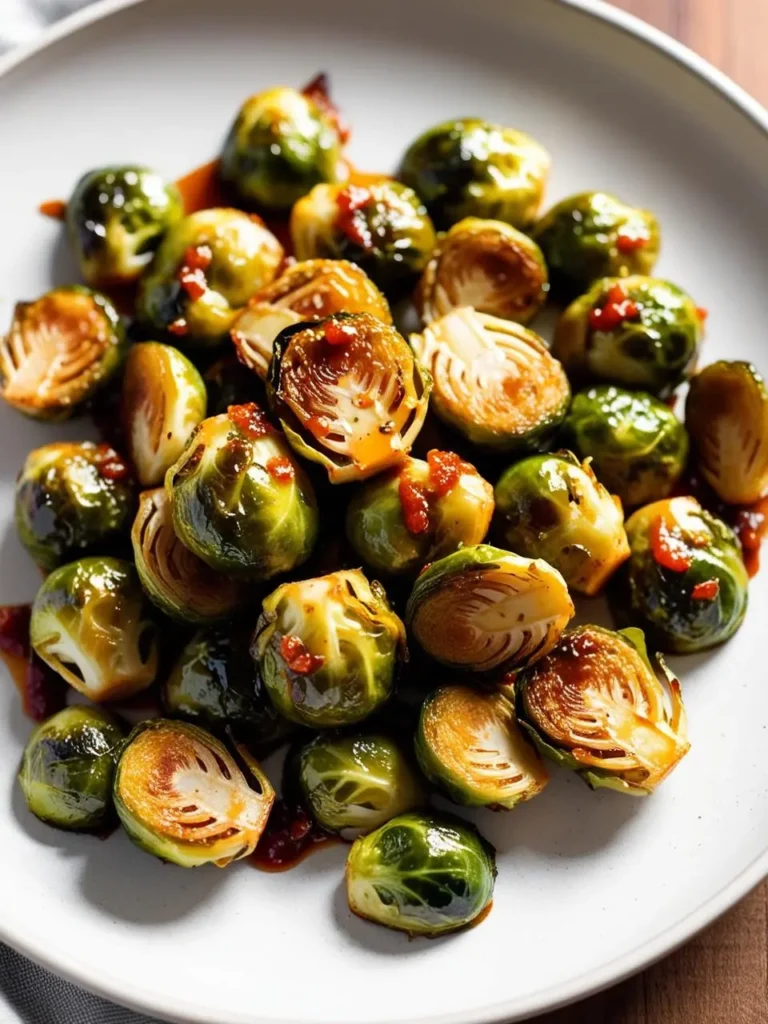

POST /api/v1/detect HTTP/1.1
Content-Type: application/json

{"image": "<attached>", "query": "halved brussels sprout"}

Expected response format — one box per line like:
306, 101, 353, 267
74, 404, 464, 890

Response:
554, 276, 702, 398
231, 259, 392, 380
121, 342, 207, 487
254, 569, 405, 728
203, 355, 261, 415
399, 119, 550, 230
15, 441, 136, 571
30, 556, 159, 701
562, 385, 689, 508
410, 307, 570, 453
685, 361, 768, 505
345, 450, 494, 575
268, 312, 431, 483
18, 705, 125, 830
620, 496, 749, 653
0, 286, 125, 420
417, 217, 548, 325
67, 166, 183, 287
517, 625, 690, 795
346, 811, 496, 935
406, 545, 574, 673
165, 404, 318, 578
415, 685, 548, 808
114, 719, 274, 867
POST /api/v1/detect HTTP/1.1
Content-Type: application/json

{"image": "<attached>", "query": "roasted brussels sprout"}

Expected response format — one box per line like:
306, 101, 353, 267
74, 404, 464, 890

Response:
268, 313, 430, 483
406, 545, 573, 674
399, 119, 550, 230
410, 307, 569, 453
517, 625, 690, 794
136, 208, 283, 349
532, 191, 660, 297
254, 569, 405, 728
18, 705, 125, 830
114, 719, 274, 867
66, 166, 183, 287
231, 259, 392, 380
685, 361, 768, 505
121, 342, 207, 487
620, 497, 749, 653
30, 556, 159, 701
554, 276, 702, 398
203, 355, 260, 415
165, 403, 318, 578
0, 286, 125, 420
15, 441, 136, 571
346, 811, 496, 935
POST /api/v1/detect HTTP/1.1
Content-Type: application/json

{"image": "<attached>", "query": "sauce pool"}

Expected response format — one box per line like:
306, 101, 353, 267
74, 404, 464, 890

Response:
251, 799, 339, 872
0, 604, 67, 721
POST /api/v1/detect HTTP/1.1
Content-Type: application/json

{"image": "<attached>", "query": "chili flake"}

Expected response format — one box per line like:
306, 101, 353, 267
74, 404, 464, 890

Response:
692, 579, 719, 600
325, 320, 358, 346
229, 403, 273, 439
650, 515, 693, 573
616, 231, 649, 254
280, 635, 325, 675
398, 474, 430, 535
266, 456, 295, 483
589, 283, 640, 332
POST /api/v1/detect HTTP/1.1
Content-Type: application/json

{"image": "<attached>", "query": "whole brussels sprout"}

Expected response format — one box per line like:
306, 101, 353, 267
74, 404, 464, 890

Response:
18, 705, 125, 830
517, 625, 690, 795
165, 403, 318, 578
532, 191, 660, 297
620, 496, 749, 653
410, 307, 570, 453
346, 811, 496, 935
30, 556, 160, 702
0, 286, 125, 420
562, 385, 689, 508
253, 569, 405, 728
203, 355, 261, 415
493, 451, 630, 596
554, 276, 703, 398
66, 165, 183, 287
15, 441, 136, 571
114, 719, 274, 867
406, 545, 574, 674
399, 118, 550, 230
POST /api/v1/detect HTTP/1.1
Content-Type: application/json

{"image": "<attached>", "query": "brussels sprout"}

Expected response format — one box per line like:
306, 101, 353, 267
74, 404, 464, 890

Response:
254, 569, 405, 728
533, 192, 660, 298
66, 166, 183, 287
417, 217, 548, 325
0, 286, 125, 420
406, 545, 573, 674
231, 259, 392, 380
114, 719, 274, 867
620, 496, 749, 653
685, 361, 768, 505
165, 403, 318, 578
30, 556, 159, 702
15, 441, 136, 571
562, 385, 689, 508
345, 450, 494, 575
346, 811, 496, 935
399, 119, 550, 230
516, 625, 690, 795
203, 355, 261, 415
554, 276, 702, 398
415, 685, 548, 808
268, 313, 431, 483
121, 342, 207, 487
136, 208, 284, 349
410, 307, 570, 453
18, 705, 125, 830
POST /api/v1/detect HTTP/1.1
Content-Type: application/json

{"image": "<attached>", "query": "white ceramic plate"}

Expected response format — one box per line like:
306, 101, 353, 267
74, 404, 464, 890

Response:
2, 1, 768, 1021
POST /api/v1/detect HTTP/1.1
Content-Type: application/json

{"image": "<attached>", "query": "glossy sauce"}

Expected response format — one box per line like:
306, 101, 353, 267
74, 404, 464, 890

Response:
0, 605, 67, 721
676, 474, 768, 577
251, 799, 338, 872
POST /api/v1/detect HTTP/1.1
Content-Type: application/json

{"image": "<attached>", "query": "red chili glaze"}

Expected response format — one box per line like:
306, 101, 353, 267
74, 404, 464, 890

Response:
306, 414, 332, 439
427, 449, 471, 498
228, 403, 273, 439
175, 159, 226, 214
168, 318, 189, 336
398, 475, 431, 536
616, 231, 649, 254
251, 799, 337, 872
39, 199, 67, 221
398, 450, 475, 537
649, 515, 693, 573
589, 283, 640, 332
335, 185, 374, 250
0, 605, 67, 721
178, 244, 212, 301
696, 307, 709, 324
266, 456, 295, 483
301, 72, 351, 145
280, 635, 325, 675
692, 579, 720, 600
324, 319, 358, 346
93, 444, 132, 482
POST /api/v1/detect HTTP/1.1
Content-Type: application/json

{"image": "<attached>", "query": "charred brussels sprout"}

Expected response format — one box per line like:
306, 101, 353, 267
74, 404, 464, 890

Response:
406, 545, 573, 674
165, 404, 318, 578
114, 719, 274, 867
493, 451, 630, 596
346, 811, 496, 935
30, 556, 159, 701
66, 166, 182, 287
399, 119, 549, 230
411, 307, 569, 453
517, 625, 689, 794
18, 705, 125, 830
254, 569, 405, 728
